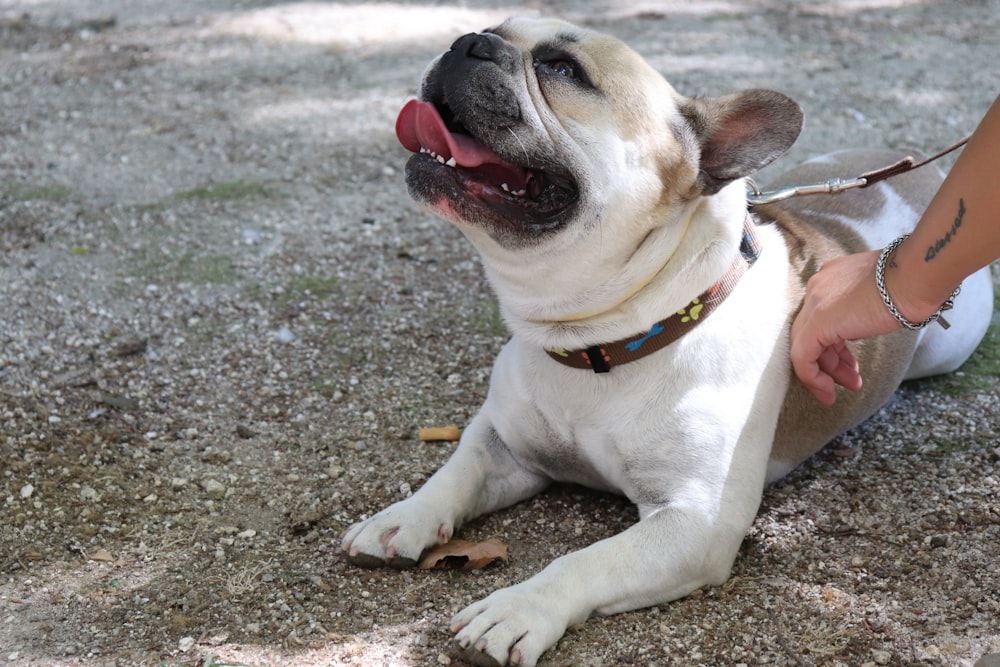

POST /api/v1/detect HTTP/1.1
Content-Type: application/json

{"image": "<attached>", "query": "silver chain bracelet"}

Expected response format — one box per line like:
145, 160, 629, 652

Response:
875, 234, 961, 330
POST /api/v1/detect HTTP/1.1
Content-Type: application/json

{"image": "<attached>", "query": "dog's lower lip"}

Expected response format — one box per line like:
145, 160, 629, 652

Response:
420, 148, 575, 203
416, 150, 577, 216
398, 99, 577, 219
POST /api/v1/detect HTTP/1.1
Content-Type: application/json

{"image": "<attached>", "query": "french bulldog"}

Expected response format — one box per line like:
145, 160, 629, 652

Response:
342, 16, 994, 667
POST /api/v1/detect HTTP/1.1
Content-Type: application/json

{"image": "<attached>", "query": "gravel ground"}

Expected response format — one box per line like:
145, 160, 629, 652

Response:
1, 1, 998, 666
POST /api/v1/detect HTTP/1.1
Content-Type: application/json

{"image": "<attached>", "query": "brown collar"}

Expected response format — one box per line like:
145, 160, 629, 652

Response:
545, 214, 762, 373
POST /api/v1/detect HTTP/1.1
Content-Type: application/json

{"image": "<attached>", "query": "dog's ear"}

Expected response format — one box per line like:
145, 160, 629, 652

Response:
681, 90, 803, 196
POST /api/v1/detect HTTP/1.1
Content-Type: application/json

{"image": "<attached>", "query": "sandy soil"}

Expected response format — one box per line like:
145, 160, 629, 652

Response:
1, 1, 999, 666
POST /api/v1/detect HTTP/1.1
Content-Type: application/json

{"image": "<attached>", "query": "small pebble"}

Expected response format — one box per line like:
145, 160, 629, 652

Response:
872, 649, 891, 665
201, 479, 227, 499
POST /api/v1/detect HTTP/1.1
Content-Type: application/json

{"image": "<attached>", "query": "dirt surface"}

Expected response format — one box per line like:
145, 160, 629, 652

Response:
2, 1, 999, 666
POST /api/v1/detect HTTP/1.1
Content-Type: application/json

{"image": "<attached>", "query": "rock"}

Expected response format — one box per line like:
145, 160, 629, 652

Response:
975, 654, 1000, 667
201, 479, 227, 499
872, 649, 891, 664
89, 548, 114, 562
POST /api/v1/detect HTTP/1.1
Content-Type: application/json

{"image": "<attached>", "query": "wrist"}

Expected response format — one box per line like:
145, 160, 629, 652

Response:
877, 235, 961, 329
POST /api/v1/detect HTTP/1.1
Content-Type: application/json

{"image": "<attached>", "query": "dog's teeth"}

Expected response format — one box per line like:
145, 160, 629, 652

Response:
501, 183, 510, 192
419, 147, 456, 168
513, 189, 526, 197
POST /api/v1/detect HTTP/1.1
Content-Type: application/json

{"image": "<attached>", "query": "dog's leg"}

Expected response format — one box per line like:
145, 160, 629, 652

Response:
451, 486, 763, 667
341, 416, 549, 568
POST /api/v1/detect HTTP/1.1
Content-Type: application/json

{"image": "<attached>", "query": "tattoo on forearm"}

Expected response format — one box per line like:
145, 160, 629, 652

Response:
925, 198, 966, 262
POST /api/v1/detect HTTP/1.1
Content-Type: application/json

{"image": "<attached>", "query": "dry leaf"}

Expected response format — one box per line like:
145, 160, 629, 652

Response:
89, 548, 114, 562
418, 538, 508, 571
419, 425, 461, 442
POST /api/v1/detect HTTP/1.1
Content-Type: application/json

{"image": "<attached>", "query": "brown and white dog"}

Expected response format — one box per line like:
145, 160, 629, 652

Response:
342, 17, 994, 666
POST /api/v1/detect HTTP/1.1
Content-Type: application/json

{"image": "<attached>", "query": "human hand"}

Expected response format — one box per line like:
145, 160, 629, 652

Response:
789, 250, 901, 405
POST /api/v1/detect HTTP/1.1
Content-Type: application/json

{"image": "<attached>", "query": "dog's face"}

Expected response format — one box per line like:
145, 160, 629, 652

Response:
396, 17, 802, 318
398, 18, 677, 244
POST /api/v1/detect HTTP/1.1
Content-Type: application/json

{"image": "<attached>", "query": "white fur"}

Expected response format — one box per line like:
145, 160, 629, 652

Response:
342, 17, 993, 667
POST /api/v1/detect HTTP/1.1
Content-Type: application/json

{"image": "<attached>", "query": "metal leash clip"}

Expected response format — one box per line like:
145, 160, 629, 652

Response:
745, 176, 869, 207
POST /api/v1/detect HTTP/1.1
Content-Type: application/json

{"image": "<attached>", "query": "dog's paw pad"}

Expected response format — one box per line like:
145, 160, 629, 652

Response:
456, 645, 506, 667
345, 552, 387, 569
387, 555, 418, 569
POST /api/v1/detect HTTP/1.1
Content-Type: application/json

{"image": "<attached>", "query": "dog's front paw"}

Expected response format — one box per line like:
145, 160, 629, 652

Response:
451, 584, 569, 667
340, 499, 453, 569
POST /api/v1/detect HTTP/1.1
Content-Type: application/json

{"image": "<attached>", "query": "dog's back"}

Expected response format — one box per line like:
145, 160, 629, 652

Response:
756, 150, 994, 481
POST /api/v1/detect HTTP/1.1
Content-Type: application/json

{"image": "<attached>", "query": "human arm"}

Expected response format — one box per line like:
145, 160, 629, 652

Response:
790, 94, 1000, 405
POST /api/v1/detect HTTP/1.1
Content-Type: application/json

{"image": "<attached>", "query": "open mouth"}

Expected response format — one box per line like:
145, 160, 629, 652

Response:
395, 99, 577, 227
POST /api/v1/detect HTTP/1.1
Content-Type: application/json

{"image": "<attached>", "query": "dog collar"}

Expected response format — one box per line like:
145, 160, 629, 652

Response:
544, 214, 762, 373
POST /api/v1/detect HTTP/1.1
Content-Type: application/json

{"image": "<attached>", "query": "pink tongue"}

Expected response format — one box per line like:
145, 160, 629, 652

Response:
395, 99, 520, 172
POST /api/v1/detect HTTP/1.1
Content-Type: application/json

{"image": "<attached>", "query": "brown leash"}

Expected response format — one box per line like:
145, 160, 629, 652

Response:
857, 136, 970, 188
746, 135, 970, 206
545, 135, 970, 372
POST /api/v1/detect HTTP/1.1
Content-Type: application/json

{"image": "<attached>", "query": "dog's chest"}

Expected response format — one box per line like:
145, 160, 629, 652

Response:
489, 348, 704, 498
523, 417, 630, 493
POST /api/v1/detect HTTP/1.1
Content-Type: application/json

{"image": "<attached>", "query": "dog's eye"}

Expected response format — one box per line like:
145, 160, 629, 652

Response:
546, 60, 577, 79
535, 58, 581, 82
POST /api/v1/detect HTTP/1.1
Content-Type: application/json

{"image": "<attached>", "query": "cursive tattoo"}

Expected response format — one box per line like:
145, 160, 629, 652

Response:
925, 198, 966, 262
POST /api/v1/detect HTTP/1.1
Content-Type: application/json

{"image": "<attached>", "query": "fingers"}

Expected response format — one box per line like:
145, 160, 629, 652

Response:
821, 343, 862, 393
791, 333, 861, 406
790, 255, 876, 404
789, 319, 835, 404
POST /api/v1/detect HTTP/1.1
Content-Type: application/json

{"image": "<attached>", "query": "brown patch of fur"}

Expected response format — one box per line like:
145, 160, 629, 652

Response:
754, 150, 941, 470
760, 203, 920, 469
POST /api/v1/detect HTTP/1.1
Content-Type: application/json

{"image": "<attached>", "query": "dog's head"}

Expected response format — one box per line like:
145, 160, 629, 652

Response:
396, 17, 802, 325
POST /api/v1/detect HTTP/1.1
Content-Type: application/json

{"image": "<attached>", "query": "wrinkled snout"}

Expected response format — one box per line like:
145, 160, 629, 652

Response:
446, 32, 521, 73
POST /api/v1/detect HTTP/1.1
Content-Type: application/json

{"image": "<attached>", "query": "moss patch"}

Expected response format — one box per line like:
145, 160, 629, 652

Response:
466, 296, 507, 339
132, 252, 237, 285
285, 274, 341, 302
169, 180, 270, 203
3, 182, 76, 202
916, 294, 1000, 397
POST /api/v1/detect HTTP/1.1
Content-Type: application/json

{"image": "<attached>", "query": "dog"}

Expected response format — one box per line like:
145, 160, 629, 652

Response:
342, 17, 994, 666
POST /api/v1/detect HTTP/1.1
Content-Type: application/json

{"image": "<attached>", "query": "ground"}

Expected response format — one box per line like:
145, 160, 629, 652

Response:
1, 1, 999, 666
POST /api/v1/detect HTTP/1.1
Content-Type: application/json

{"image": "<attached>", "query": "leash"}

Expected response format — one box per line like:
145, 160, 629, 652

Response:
745, 135, 970, 206
543, 135, 970, 372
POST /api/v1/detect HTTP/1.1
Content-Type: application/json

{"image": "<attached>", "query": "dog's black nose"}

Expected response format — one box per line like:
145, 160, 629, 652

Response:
450, 32, 518, 71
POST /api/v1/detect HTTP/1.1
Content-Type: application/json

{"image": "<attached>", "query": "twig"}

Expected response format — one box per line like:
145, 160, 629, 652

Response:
767, 607, 806, 667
